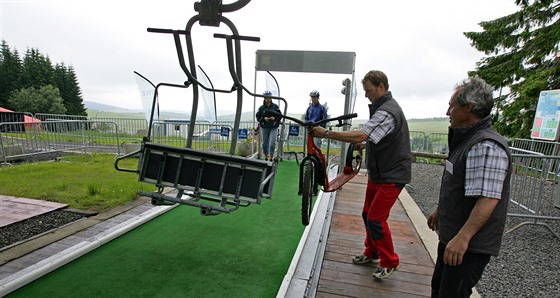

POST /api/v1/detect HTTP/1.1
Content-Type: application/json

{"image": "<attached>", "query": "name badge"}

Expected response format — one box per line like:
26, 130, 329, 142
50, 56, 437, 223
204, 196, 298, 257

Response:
445, 160, 453, 175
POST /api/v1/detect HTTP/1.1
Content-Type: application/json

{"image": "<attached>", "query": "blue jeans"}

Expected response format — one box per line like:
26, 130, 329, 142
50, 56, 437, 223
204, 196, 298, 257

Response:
260, 127, 278, 156
431, 241, 491, 298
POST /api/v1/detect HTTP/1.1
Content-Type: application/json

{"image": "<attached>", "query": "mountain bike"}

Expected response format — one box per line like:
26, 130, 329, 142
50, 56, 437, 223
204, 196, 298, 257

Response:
265, 110, 362, 225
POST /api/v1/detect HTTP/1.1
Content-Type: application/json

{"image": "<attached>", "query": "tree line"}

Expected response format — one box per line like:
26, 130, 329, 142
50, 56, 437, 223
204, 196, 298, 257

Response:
0, 40, 86, 116
466, 0, 560, 139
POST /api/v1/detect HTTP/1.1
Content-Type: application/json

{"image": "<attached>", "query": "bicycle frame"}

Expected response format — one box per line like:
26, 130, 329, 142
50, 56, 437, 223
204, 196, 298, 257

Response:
265, 110, 362, 193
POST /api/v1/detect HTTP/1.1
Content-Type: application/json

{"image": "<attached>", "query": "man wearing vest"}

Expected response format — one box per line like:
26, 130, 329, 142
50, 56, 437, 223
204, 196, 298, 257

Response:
311, 70, 411, 280
427, 77, 511, 297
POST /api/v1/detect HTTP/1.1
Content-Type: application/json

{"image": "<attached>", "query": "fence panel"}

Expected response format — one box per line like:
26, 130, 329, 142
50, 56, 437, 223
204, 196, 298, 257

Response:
409, 131, 427, 152
508, 150, 560, 239
0, 120, 120, 163
150, 121, 235, 153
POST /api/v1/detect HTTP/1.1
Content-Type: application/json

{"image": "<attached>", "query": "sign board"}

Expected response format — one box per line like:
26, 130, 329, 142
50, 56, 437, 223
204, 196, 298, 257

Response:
288, 125, 300, 136
238, 128, 248, 139
220, 127, 230, 137
256, 50, 355, 74
531, 90, 560, 141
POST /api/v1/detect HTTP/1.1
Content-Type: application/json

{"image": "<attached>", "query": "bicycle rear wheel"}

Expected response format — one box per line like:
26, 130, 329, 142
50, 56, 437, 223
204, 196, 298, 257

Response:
301, 161, 314, 226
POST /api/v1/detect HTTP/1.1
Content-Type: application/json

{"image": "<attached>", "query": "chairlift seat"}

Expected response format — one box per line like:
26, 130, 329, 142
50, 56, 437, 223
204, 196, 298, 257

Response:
132, 142, 277, 214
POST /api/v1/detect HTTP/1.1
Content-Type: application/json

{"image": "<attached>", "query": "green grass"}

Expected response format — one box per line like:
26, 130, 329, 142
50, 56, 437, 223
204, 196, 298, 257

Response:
350, 117, 448, 134
407, 118, 449, 134
0, 153, 154, 211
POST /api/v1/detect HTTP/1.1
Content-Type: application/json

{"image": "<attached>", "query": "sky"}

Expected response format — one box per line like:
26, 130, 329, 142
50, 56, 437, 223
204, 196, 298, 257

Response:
0, 0, 520, 120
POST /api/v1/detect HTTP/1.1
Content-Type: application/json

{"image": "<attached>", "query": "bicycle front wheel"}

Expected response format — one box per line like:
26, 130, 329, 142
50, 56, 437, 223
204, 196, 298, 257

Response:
301, 161, 314, 226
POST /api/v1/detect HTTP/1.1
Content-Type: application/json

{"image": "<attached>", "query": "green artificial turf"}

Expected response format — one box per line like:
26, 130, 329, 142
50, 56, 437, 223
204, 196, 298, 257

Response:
8, 160, 305, 298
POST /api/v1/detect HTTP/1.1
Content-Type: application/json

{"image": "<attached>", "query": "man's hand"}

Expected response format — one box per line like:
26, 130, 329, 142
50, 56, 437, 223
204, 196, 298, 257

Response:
427, 208, 438, 231
443, 236, 469, 266
355, 142, 366, 151
310, 126, 327, 138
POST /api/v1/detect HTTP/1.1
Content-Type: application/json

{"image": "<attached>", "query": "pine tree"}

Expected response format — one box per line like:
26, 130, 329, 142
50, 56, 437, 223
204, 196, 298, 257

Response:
1, 40, 87, 116
0, 40, 24, 109
465, 0, 560, 138
54, 63, 86, 116
21, 48, 56, 89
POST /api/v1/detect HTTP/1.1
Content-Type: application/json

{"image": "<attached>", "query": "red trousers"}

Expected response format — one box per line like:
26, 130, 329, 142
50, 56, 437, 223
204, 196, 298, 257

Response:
361, 180, 401, 268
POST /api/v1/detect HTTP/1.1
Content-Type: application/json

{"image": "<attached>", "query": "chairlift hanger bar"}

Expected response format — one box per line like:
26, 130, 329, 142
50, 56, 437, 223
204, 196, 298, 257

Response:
194, 0, 252, 27
146, 0, 280, 151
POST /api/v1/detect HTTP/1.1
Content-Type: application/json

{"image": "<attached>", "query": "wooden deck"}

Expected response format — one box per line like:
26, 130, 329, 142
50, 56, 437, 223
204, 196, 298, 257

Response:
316, 174, 434, 297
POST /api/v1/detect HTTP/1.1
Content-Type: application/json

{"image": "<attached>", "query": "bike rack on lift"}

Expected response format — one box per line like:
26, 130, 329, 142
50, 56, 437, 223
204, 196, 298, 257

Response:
115, 0, 286, 215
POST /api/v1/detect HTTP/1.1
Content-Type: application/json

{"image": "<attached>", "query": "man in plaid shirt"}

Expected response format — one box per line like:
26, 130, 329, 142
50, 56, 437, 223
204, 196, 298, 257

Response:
427, 77, 511, 297
311, 70, 411, 280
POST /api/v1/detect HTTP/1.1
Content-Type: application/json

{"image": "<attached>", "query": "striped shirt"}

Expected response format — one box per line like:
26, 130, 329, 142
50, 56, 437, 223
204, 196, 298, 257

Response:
465, 140, 509, 199
360, 110, 396, 144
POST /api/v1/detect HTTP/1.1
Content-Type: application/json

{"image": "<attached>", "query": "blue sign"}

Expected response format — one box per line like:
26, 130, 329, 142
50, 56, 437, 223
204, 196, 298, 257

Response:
289, 125, 300, 136
220, 127, 230, 137
238, 128, 248, 139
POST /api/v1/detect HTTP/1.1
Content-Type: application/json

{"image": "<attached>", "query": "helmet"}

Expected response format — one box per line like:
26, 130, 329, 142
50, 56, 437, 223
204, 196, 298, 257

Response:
263, 90, 273, 97
309, 90, 320, 97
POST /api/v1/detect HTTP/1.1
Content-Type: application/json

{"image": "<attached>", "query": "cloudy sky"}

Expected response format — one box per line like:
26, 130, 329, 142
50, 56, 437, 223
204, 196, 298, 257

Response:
1, 0, 519, 120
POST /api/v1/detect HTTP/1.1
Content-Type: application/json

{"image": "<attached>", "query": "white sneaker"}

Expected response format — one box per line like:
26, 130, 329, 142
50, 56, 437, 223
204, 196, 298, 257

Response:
372, 265, 400, 279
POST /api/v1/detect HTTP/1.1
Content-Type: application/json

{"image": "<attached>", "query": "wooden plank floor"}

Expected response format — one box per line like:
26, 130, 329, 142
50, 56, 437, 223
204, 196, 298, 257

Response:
316, 174, 434, 297
0, 196, 67, 228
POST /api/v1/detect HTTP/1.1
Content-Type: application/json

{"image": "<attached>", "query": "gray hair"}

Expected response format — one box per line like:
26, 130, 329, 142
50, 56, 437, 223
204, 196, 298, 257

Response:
454, 76, 495, 118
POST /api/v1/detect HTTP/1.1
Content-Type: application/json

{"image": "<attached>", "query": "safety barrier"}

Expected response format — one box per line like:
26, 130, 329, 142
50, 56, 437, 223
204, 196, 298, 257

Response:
508, 148, 560, 239
0, 120, 121, 164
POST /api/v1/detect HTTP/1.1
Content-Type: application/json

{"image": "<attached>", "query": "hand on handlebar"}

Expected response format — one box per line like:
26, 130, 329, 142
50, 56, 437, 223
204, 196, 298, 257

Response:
310, 126, 327, 138
354, 142, 366, 151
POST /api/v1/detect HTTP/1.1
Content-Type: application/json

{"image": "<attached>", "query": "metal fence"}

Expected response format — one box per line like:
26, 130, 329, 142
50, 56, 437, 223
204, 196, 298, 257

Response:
508, 148, 560, 239
0, 114, 457, 164
90, 117, 148, 137
150, 121, 236, 153
0, 120, 120, 164
409, 131, 449, 154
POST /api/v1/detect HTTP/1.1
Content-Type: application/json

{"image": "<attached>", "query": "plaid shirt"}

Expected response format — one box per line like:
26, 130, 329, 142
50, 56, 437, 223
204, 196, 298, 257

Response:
360, 110, 395, 144
465, 139, 509, 199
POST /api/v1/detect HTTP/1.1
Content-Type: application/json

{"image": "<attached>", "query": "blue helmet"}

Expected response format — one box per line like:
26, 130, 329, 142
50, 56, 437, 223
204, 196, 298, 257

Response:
309, 90, 320, 97
263, 90, 273, 97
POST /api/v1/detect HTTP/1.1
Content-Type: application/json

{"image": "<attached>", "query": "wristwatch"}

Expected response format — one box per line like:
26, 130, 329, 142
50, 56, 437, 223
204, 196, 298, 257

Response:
324, 130, 330, 139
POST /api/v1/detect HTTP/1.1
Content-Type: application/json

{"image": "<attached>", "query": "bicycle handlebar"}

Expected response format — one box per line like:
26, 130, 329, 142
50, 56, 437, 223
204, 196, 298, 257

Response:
264, 110, 357, 128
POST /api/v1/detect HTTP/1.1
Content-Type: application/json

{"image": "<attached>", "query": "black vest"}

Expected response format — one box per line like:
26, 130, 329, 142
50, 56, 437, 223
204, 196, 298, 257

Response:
366, 92, 412, 185
438, 116, 511, 255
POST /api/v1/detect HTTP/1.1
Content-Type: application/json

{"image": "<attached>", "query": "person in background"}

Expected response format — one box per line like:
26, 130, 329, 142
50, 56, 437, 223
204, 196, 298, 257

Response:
305, 90, 328, 148
310, 70, 411, 280
255, 90, 281, 161
427, 77, 511, 298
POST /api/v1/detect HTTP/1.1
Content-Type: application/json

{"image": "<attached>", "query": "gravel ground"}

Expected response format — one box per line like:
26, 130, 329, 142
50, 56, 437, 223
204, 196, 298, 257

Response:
0, 210, 86, 249
408, 162, 560, 298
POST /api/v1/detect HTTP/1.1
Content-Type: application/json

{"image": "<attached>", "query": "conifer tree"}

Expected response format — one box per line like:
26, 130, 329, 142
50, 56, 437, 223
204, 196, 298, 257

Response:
54, 63, 86, 116
465, 0, 560, 138
1, 40, 87, 116
21, 48, 56, 89
0, 40, 24, 109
